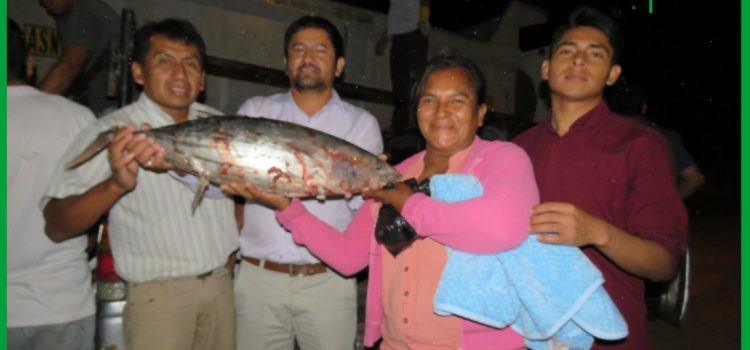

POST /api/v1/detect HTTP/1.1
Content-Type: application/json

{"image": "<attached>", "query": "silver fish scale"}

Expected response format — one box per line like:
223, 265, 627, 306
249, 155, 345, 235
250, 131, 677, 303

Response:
146, 116, 400, 198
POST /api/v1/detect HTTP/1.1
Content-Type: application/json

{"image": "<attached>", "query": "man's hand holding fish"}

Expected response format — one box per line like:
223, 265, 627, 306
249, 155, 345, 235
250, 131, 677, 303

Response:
123, 123, 175, 173
107, 125, 140, 193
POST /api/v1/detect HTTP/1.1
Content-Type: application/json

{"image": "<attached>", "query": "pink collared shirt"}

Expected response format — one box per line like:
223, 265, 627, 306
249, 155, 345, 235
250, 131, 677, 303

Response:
379, 146, 470, 349
277, 137, 539, 349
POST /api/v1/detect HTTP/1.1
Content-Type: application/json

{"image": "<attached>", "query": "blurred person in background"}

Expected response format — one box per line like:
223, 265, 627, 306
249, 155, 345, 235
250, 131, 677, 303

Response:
38, 0, 119, 115
607, 78, 705, 199
7, 18, 97, 350
375, 0, 430, 134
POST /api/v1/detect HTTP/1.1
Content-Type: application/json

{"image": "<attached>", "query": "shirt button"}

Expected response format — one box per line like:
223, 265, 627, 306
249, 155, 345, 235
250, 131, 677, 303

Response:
404, 266, 409, 272
403, 318, 408, 324
404, 290, 409, 296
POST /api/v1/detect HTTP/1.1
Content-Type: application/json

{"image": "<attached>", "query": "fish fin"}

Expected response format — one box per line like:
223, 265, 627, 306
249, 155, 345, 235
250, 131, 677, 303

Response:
191, 173, 210, 214
64, 128, 118, 170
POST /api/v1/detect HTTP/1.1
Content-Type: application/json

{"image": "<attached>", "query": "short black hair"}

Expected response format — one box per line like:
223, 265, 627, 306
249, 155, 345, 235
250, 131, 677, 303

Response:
133, 18, 206, 68
284, 16, 344, 59
549, 6, 624, 65
8, 19, 28, 82
412, 51, 487, 106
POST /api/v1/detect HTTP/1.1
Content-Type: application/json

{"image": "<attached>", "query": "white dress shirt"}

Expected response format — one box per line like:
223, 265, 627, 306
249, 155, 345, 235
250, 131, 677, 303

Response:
237, 91, 383, 264
45, 93, 238, 283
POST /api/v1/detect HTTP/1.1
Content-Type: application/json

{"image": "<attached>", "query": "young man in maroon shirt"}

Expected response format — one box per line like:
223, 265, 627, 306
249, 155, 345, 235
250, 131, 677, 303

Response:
513, 7, 688, 349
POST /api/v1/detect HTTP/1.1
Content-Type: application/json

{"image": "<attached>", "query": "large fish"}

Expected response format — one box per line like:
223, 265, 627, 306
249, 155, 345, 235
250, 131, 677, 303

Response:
66, 116, 401, 211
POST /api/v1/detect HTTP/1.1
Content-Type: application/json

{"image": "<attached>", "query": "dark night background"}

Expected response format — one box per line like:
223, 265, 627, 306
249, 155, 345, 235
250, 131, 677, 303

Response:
335, 0, 741, 192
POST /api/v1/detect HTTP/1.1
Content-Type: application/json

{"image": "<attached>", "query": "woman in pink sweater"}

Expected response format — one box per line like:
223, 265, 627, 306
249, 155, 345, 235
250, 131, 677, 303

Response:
223, 54, 539, 349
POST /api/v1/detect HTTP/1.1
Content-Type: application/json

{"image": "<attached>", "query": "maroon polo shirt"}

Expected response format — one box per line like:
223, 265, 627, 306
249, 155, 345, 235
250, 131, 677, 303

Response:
513, 101, 688, 349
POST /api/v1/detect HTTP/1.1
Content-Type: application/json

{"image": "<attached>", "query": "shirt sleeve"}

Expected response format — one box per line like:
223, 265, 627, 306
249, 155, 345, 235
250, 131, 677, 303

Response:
37, 100, 98, 209
276, 198, 373, 276
625, 133, 689, 268
401, 143, 540, 254
43, 121, 113, 204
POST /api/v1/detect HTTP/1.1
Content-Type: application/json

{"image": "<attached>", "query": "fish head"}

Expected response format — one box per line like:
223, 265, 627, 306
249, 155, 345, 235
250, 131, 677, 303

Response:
329, 151, 401, 192
371, 158, 402, 187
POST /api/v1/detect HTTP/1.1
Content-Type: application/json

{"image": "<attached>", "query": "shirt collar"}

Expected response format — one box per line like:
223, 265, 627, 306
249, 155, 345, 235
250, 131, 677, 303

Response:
283, 89, 343, 117
543, 100, 610, 135
410, 136, 480, 177
137, 92, 206, 126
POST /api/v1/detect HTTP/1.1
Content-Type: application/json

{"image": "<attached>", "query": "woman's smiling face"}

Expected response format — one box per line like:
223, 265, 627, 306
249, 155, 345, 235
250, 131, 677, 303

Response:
417, 67, 487, 156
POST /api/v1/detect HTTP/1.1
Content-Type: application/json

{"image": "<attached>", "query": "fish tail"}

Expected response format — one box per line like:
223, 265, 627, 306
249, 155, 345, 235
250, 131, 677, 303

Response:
64, 128, 118, 170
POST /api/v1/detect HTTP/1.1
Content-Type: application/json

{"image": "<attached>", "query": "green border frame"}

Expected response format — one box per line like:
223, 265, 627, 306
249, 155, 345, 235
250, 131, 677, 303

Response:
742, 0, 748, 349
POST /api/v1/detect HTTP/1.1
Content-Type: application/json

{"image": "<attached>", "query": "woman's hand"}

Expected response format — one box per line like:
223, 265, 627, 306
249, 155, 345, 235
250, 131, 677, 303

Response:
220, 182, 292, 211
364, 181, 414, 212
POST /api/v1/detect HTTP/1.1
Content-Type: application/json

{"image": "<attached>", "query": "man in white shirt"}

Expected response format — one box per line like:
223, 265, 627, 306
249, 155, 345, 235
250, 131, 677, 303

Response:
375, 0, 430, 134
43, 18, 238, 350
7, 19, 97, 350
233, 16, 383, 350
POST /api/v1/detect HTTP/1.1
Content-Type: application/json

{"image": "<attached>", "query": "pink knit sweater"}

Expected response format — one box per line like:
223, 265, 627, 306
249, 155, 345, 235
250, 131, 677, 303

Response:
276, 137, 540, 349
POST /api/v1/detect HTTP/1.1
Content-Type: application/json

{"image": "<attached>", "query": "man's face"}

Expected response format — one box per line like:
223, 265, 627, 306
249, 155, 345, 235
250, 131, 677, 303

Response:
39, 0, 74, 15
131, 35, 205, 121
542, 26, 621, 102
285, 28, 344, 92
